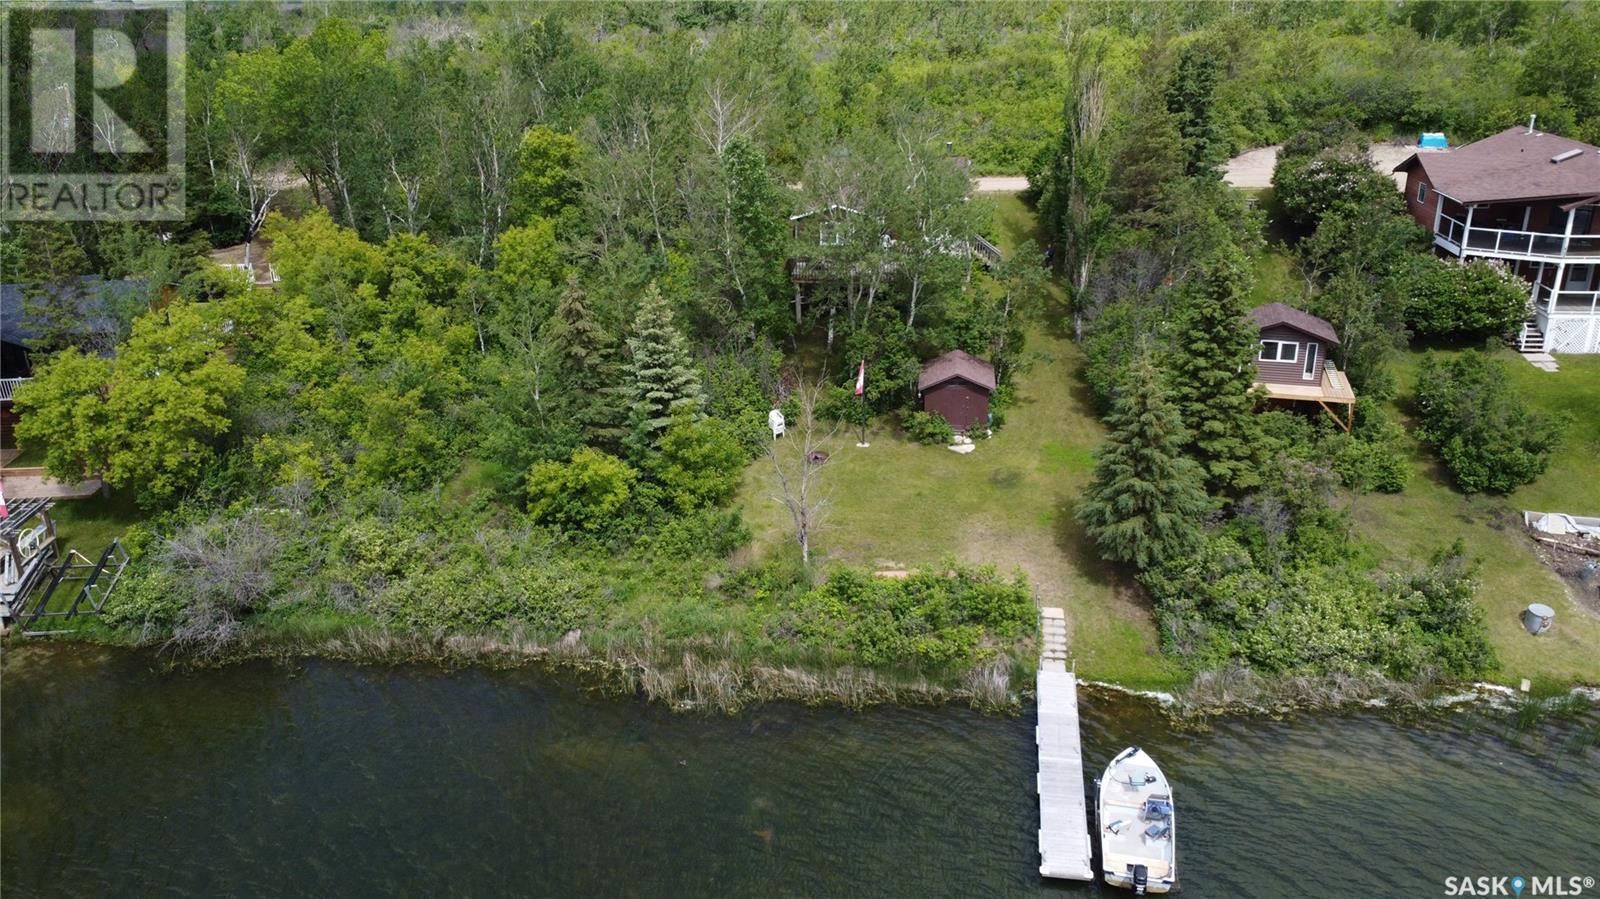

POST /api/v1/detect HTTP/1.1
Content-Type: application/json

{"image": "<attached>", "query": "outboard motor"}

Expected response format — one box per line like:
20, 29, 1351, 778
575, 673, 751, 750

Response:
1132, 864, 1149, 895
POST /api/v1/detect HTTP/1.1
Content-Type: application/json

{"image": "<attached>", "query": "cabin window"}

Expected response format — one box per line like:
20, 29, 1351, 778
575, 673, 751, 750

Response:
1258, 340, 1298, 363
819, 222, 844, 246
1416, 182, 1428, 204
1302, 342, 1319, 380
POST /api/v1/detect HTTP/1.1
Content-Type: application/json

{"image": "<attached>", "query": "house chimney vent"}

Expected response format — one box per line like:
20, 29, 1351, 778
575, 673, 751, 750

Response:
1551, 148, 1583, 164
1528, 114, 1537, 134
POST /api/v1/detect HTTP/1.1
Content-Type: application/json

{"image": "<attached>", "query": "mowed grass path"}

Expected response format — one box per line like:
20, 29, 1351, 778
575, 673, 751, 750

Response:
1355, 349, 1600, 686
737, 197, 1178, 688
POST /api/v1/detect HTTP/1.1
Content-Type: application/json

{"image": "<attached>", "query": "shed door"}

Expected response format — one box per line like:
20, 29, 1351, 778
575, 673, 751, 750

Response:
1302, 342, 1319, 380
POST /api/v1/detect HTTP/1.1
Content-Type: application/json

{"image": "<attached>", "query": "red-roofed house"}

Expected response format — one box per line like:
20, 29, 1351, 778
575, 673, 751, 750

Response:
1393, 123, 1600, 353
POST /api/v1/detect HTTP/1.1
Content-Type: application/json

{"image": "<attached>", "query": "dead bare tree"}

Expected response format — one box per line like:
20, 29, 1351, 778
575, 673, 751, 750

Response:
765, 378, 842, 565
694, 81, 762, 157
160, 512, 283, 656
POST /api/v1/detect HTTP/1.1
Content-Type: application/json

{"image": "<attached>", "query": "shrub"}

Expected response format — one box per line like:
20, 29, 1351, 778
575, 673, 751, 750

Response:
526, 447, 638, 531
371, 552, 602, 636
1144, 529, 1494, 679
902, 410, 955, 445
650, 413, 750, 512
1327, 399, 1411, 493
784, 564, 1033, 667
1271, 142, 1399, 238
1414, 352, 1565, 494
1401, 257, 1528, 341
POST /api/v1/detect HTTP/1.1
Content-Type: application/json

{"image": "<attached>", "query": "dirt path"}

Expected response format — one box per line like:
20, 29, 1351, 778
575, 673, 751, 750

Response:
973, 175, 1029, 193
1222, 142, 1442, 191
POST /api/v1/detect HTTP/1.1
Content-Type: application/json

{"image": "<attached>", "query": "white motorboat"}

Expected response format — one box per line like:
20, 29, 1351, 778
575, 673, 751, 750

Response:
1096, 746, 1177, 894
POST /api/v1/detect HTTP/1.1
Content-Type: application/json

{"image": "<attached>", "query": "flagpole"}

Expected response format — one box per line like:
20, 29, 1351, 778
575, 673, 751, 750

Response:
854, 359, 869, 448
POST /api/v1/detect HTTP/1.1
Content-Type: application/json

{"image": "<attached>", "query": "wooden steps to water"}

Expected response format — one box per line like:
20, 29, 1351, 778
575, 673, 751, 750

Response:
1036, 606, 1093, 881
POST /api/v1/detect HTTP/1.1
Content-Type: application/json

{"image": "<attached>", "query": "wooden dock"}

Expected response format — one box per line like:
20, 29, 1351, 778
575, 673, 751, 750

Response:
1036, 607, 1093, 881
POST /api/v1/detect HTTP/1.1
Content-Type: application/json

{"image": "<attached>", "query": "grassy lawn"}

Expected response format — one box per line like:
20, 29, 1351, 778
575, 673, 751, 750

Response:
1355, 349, 1600, 686
4, 442, 47, 468
47, 489, 140, 561
736, 195, 1180, 689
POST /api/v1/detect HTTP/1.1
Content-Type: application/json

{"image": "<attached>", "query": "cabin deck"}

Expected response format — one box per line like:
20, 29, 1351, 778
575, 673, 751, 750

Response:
1036, 607, 1093, 881
1255, 367, 1356, 430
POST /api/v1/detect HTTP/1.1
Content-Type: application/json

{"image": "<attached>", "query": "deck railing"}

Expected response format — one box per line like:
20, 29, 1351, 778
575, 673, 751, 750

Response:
1438, 214, 1600, 260
1534, 282, 1600, 314
0, 377, 29, 402
971, 234, 1002, 266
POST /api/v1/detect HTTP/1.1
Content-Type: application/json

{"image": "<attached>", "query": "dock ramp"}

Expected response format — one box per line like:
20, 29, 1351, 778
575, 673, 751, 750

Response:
1036, 607, 1093, 881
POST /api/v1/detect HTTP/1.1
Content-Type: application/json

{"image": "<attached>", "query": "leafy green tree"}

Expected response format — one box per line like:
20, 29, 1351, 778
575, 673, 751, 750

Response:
15, 303, 245, 508
1310, 270, 1405, 398
649, 412, 749, 512
625, 283, 706, 443
508, 125, 584, 229
273, 18, 391, 233
1519, 8, 1600, 136
10, 350, 114, 483
1077, 358, 1211, 569
526, 447, 637, 532
712, 136, 790, 337
1167, 257, 1266, 493
1414, 351, 1565, 494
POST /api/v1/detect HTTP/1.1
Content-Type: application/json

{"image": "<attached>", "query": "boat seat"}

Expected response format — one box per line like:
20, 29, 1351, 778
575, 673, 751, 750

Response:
1144, 822, 1171, 840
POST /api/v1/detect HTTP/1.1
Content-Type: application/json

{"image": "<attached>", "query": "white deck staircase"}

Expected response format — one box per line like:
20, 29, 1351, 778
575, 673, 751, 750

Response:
1517, 315, 1560, 371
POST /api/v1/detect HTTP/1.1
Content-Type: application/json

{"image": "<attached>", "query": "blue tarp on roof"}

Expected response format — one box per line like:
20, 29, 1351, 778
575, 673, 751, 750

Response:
1419, 132, 1448, 149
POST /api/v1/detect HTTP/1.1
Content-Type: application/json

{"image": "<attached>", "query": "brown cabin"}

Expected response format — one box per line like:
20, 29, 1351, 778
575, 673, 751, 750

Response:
1248, 304, 1355, 431
918, 350, 995, 432
1392, 123, 1600, 353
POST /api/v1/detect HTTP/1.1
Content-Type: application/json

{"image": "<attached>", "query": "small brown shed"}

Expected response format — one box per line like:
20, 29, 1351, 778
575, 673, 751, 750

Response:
918, 350, 996, 432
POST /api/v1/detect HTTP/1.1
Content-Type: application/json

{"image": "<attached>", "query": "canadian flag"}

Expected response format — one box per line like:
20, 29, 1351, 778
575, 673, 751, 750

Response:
854, 360, 866, 396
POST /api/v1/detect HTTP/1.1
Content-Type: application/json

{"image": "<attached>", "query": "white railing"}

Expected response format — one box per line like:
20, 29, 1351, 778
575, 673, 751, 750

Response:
0, 377, 29, 402
1437, 214, 1600, 260
1533, 283, 1600, 314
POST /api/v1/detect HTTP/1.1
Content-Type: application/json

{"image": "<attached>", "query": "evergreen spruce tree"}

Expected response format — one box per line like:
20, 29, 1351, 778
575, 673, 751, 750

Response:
1077, 359, 1211, 569
544, 275, 625, 445
624, 282, 705, 447
1168, 255, 1266, 493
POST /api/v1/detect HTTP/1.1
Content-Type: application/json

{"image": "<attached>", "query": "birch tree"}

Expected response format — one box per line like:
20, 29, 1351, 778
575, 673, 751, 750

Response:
765, 378, 840, 565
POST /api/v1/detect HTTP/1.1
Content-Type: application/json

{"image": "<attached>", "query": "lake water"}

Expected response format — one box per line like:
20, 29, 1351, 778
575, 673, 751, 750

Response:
3, 645, 1596, 897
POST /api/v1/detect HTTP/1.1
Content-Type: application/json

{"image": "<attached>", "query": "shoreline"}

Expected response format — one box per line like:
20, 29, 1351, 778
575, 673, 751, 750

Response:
9, 623, 1597, 718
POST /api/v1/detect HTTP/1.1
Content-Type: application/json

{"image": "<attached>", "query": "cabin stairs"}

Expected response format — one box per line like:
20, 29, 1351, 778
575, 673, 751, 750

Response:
1516, 317, 1559, 372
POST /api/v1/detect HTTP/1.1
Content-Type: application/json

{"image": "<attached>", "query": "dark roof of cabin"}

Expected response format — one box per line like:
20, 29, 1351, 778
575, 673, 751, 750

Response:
1392, 126, 1600, 204
1249, 303, 1340, 345
0, 277, 144, 347
918, 349, 996, 392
